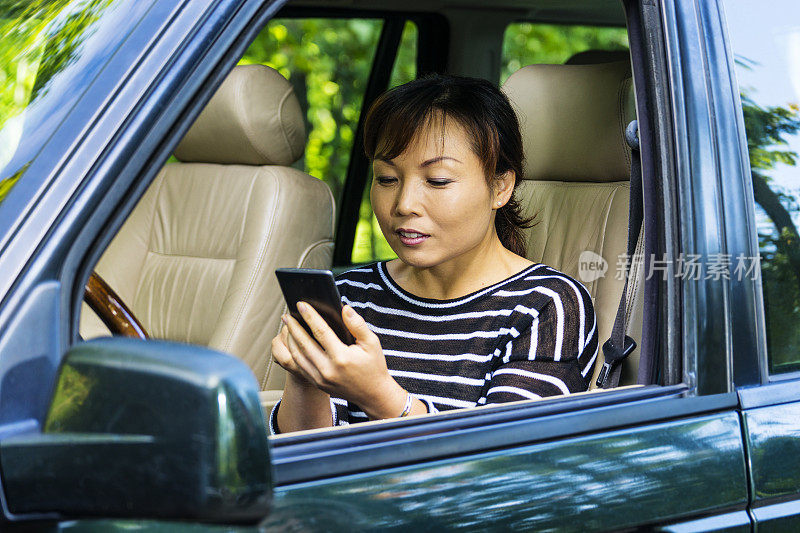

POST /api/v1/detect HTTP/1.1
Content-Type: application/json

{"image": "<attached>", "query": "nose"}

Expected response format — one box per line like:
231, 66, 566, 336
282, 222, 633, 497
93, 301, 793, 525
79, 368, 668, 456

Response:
393, 181, 422, 216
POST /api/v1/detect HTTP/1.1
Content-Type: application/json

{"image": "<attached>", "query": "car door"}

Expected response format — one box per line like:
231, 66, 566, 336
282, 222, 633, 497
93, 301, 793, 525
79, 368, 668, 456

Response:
722, 0, 800, 529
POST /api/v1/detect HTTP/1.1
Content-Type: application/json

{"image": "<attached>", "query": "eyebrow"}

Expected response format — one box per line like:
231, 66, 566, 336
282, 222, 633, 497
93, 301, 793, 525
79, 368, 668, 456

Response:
421, 156, 462, 167
374, 156, 462, 167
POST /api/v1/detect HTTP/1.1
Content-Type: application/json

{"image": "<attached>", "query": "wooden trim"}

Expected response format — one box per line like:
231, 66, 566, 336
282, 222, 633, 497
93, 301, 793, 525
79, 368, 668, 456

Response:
84, 272, 148, 339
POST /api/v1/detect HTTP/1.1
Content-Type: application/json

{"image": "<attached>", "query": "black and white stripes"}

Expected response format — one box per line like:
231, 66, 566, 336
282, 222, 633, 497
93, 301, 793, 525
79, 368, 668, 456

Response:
329, 261, 598, 426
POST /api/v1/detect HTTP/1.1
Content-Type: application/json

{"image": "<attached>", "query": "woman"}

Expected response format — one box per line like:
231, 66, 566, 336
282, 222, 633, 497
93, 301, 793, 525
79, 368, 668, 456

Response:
270, 74, 598, 434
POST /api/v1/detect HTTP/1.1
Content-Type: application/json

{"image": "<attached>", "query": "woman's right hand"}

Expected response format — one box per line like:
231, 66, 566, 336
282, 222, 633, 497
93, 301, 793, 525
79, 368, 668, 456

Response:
271, 324, 333, 432
271, 322, 309, 382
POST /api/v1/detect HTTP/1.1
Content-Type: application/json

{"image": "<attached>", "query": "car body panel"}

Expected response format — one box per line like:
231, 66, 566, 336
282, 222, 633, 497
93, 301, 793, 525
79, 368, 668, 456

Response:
741, 397, 800, 529
263, 412, 747, 531
269, 388, 729, 485
49, 521, 256, 532
42, 411, 749, 531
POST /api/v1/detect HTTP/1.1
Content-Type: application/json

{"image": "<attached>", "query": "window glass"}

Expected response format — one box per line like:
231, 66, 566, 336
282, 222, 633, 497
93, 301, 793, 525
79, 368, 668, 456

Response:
239, 18, 384, 205
725, 0, 800, 374
500, 22, 628, 83
0, 0, 151, 206
351, 20, 417, 264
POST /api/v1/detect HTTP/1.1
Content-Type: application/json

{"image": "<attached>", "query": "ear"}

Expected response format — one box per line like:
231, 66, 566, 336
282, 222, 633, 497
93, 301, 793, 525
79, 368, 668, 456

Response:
493, 170, 516, 209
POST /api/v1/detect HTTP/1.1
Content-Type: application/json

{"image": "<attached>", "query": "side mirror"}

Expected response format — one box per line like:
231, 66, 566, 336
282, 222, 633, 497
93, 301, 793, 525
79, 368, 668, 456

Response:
0, 338, 271, 523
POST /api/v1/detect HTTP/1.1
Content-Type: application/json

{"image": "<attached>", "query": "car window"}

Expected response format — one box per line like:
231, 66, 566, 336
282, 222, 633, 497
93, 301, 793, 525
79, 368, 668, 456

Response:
239, 18, 384, 202
80, 3, 657, 441
0, 0, 152, 207
238, 18, 416, 266
500, 22, 629, 83
351, 21, 417, 264
724, 0, 800, 374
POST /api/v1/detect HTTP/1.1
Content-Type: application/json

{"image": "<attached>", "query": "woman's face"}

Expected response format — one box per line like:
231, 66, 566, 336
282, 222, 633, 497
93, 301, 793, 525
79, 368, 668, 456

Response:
370, 119, 510, 270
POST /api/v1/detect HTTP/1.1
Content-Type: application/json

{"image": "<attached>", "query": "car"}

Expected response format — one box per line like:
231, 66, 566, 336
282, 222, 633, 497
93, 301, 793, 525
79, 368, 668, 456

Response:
0, 0, 798, 530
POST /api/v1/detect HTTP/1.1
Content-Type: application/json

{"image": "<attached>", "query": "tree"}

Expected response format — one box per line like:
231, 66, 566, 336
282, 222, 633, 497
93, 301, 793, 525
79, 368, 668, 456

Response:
501, 22, 628, 82
741, 94, 800, 368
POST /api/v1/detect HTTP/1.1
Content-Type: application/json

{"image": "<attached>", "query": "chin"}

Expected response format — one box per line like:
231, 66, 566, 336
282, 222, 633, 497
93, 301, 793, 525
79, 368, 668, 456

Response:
392, 247, 447, 269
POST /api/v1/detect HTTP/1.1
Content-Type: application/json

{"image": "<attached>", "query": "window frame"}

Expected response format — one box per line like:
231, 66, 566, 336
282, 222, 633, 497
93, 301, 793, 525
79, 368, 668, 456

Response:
45, 0, 734, 486
659, 0, 768, 393
269, 384, 734, 486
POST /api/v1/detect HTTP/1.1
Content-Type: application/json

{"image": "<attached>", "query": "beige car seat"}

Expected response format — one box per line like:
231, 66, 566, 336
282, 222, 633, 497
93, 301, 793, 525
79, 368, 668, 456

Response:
80, 65, 335, 407
502, 60, 644, 387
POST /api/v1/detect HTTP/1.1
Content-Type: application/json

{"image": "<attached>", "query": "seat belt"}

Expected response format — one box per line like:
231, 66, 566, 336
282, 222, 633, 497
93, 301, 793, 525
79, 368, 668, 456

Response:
597, 119, 643, 389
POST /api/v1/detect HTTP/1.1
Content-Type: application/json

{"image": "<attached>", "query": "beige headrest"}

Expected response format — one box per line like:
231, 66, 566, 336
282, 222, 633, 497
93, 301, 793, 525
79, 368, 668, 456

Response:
174, 65, 305, 166
502, 60, 635, 182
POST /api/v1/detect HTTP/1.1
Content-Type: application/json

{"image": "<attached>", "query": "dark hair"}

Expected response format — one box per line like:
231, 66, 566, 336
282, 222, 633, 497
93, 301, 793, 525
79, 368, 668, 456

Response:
363, 74, 534, 257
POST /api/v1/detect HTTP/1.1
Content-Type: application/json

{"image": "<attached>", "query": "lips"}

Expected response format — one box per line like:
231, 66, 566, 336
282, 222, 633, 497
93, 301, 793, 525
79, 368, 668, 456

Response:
396, 228, 430, 246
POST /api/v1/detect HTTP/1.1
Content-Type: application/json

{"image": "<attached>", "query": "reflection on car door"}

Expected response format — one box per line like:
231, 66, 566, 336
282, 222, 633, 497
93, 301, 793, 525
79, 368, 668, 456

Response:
265, 390, 748, 531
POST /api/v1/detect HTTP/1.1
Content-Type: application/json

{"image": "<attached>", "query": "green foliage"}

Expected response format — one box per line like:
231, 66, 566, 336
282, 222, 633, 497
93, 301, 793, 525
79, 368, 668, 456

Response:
501, 23, 629, 82
743, 95, 800, 173
744, 93, 800, 372
354, 22, 417, 263
0, 165, 27, 205
0, 0, 113, 127
0, 0, 113, 203
760, 226, 800, 371
45, 364, 94, 431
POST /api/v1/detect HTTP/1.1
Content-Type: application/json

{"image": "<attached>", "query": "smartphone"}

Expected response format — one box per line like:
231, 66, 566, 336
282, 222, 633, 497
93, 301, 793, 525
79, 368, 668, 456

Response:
275, 268, 355, 345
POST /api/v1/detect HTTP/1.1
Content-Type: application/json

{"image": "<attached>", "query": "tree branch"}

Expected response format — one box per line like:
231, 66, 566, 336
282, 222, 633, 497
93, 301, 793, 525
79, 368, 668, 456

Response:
752, 171, 800, 288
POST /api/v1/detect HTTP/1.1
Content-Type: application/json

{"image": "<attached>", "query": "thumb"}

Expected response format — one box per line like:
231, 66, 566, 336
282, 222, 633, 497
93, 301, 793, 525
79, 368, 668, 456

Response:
342, 305, 378, 346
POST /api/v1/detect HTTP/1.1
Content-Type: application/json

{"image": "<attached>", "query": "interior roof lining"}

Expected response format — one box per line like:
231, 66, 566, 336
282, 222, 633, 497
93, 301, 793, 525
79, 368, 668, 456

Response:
283, 0, 627, 27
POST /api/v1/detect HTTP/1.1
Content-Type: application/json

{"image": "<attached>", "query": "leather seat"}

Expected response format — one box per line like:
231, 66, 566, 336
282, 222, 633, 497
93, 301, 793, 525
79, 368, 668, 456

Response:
80, 65, 335, 405
502, 60, 643, 387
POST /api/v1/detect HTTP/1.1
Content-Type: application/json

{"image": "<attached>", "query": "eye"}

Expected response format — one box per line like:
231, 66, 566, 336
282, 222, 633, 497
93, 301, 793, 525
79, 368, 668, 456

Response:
427, 178, 452, 187
375, 175, 397, 185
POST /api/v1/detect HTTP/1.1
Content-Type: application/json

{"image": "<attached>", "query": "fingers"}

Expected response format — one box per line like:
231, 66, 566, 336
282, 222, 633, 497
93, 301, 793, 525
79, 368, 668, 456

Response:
342, 305, 380, 348
296, 302, 344, 352
282, 312, 333, 387
271, 327, 299, 374
285, 329, 325, 384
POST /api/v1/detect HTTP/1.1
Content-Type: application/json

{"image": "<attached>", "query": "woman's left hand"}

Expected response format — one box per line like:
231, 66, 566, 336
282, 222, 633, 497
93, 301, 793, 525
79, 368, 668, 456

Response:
280, 302, 407, 419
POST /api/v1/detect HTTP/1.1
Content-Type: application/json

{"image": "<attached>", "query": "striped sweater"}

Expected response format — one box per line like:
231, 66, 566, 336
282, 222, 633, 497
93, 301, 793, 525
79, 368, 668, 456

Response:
270, 261, 598, 432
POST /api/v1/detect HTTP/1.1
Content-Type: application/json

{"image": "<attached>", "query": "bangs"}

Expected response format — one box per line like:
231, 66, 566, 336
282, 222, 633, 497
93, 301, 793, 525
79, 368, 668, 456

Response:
374, 109, 447, 162
363, 77, 501, 177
